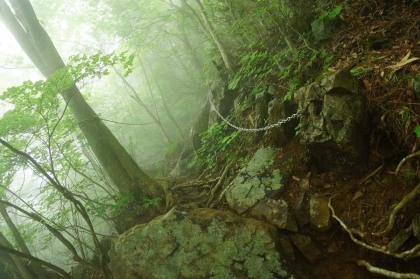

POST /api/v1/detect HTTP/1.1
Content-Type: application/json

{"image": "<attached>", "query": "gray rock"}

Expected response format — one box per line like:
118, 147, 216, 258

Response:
309, 196, 331, 231
250, 199, 298, 232
292, 189, 310, 228
265, 98, 299, 147
255, 91, 271, 142
388, 225, 413, 253
277, 233, 295, 261
311, 17, 340, 41
290, 234, 323, 263
109, 207, 290, 279
295, 70, 369, 174
226, 148, 289, 214
413, 213, 420, 240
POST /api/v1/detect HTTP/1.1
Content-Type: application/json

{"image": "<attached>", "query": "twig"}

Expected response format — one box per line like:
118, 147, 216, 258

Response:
206, 162, 233, 207
359, 165, 383, 185
358, 260, 420, 279
372, 183, 420, 237
395, 151, 420, 175
328, 197, 420, 259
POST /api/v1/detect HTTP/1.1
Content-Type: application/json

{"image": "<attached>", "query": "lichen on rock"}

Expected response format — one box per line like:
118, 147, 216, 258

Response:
109, 207, 290, 279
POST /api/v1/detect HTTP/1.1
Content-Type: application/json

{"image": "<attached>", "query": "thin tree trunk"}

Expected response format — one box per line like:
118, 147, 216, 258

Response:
177, 23, 205, 79
0, 204, 50, 279
0, 249, 24, 279
0, 241, 70, 279
138, 61, 174, 144
0, 231, 37, 279
179, 0, 234, 75
0, 0, 164, 204
153, 80, 186, 141
114, 68, 173, 144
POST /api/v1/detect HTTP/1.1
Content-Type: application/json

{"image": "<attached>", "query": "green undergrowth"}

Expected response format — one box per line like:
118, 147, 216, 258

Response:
189, 121, 243, 171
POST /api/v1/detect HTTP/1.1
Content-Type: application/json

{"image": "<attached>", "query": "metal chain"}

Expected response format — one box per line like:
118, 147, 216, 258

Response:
208, 91, 304, 132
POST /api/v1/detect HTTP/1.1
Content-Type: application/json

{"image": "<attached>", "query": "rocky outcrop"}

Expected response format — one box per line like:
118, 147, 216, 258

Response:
295, 70, 369, 174
225, 148, 289, 214
265, 98, 299, 147
108, 207, 290, 279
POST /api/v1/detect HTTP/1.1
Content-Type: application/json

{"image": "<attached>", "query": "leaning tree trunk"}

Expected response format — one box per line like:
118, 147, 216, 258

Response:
0, 0, 164, 205
0, 231, 35, 279
0, 203, 51, 279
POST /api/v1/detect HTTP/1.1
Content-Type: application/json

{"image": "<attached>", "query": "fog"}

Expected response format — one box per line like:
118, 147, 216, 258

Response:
0, 0, 209, 273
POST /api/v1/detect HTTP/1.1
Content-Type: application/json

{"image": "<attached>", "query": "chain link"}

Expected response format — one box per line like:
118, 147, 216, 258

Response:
208, 91, 304, 132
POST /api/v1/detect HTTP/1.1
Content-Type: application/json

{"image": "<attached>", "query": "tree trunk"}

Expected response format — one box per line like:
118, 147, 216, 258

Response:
114, 67, 173, 144
0, 0, 164, 205
179, 0, 234, 75
0, 231, 36, 279
0, 251, 22, 279
0, 204, 51, 279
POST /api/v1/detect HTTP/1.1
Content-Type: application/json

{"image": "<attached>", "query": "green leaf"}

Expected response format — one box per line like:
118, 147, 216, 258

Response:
415, 126, 420, 137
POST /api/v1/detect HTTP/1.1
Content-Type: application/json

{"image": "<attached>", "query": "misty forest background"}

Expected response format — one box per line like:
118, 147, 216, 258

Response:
2, 0, 303, 275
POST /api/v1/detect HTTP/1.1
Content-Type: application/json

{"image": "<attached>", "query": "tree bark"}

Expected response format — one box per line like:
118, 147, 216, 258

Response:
0, 231, 37, 279
0, 0, 165, 205
0, 249, 23, 279
0, 241, 70, 279
0, 203, 51, 279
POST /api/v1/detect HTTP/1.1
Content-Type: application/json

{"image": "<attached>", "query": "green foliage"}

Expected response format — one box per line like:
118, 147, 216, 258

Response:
142, 197, 162, 209
68, 51, 134, 81
318, 5, 343, 20
402, 169, 417, 184
112, 193, 134, 212
0, 52, 135, 255
294, 123, 302, 136
399, 107, 412, 132
351, 66, 373, 78
415, 126, 420, 137
283, 77, 299, 101
189, 122, 240, 170
229, 50, 271, 90
321, 50, 334, 69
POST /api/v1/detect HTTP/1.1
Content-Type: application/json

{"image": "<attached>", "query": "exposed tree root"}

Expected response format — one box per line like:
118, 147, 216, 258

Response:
206, 162, 233, 207
328, 197, 420, 260
171, 178, 218, 191
358, 260, 420, 279
210, 172, 236, 208
395, 151, 420, 176
359, 165, 383, 185
372, 183, 420, 237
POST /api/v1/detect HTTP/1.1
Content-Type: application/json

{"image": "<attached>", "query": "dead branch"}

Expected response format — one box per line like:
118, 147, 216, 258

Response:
358, 260, 420, 279
328, 197, 420, 260
373, 183, 420, 237
206, 161, 233, 207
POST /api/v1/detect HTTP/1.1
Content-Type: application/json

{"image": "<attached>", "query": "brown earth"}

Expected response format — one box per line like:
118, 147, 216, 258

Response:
170, 1, 420, 277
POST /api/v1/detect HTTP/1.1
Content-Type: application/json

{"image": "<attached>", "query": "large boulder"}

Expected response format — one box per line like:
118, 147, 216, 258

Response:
225, 148, 289, 214
109, 207, 290, 279
295, 70, 369, 174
